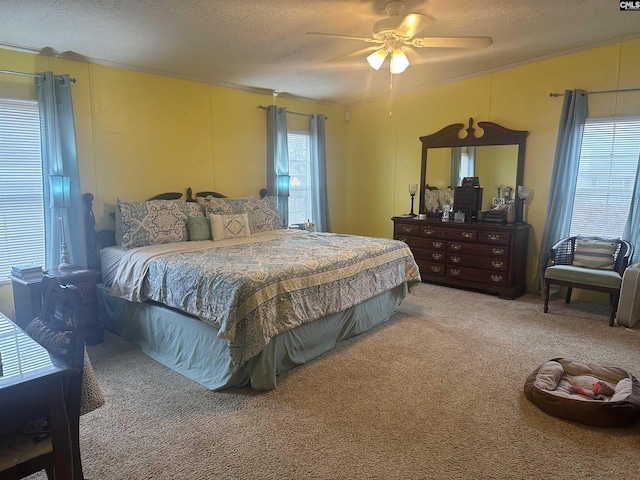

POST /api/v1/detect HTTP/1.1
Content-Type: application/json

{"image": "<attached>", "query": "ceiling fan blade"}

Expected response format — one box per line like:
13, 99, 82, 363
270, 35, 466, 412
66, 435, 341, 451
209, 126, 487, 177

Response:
395, 13, 432, 39
326, 46, 381, 63
411, 36, 493, 49
306, 32, 377, 43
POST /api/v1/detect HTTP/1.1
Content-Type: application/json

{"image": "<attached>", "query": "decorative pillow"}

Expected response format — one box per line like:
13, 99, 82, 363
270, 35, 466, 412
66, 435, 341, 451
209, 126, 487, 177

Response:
187, 216, 212, 241
572, 236, 617, 270
203, 196, 282, 233
424, 190, 440, 212
438, 189, 454, 207
119, 200, 202, 249
210, 213, 251, 240
25, 317, 74, 363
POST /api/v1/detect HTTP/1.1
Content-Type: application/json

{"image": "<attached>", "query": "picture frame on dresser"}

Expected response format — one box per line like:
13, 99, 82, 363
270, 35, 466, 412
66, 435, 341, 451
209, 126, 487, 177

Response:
393, 118, 530, 299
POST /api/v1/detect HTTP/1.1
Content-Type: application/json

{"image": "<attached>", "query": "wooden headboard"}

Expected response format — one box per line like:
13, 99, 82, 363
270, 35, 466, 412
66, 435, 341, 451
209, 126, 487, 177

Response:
83, 187, 268, 271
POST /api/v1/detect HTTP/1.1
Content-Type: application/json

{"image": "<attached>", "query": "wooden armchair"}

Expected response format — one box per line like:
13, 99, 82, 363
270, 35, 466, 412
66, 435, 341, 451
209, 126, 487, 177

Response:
0, 277, 85, 479
544, 236, 632, 326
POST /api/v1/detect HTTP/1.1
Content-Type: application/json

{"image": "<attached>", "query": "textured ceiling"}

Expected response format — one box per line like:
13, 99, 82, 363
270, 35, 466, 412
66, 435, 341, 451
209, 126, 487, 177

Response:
1, 0, 639, 105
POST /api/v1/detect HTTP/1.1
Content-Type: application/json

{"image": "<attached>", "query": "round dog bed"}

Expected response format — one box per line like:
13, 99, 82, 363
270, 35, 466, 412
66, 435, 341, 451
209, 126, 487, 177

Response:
524, 358, 640, 427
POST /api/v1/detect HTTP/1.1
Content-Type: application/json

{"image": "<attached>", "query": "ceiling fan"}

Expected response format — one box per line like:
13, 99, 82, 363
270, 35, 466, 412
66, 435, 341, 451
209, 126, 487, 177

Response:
307, 0, 492, 74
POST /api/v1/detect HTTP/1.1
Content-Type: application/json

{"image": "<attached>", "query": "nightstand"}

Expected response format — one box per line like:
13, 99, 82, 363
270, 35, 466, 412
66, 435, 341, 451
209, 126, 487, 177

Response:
9, 267, 103, 344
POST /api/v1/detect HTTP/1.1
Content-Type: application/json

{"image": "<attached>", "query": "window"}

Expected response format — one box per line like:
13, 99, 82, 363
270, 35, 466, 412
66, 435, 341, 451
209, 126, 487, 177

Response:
570, 116, 640, 238
0, 97, 45, 281
287, 130, 311, 226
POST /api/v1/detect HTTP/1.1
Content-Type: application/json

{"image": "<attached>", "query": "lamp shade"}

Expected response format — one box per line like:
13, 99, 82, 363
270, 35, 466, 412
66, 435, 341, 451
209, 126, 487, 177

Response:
366, 48, 388, 71
390, 48, 409, 74
49, 174, 70, 209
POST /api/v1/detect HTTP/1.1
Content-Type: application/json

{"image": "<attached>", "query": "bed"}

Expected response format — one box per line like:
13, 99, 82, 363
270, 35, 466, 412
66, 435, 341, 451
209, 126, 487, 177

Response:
85, 188, 420, 390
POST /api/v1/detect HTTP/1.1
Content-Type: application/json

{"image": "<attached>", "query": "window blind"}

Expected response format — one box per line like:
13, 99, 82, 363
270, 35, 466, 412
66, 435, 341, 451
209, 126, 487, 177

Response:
570, 116, 640, 238
0, 97, 45, 280
287, 131, 312, 225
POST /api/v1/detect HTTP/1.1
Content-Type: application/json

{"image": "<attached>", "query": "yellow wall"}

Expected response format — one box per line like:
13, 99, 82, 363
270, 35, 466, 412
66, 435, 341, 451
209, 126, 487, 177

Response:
346, 38, 640, 298
0, 48, 348, 317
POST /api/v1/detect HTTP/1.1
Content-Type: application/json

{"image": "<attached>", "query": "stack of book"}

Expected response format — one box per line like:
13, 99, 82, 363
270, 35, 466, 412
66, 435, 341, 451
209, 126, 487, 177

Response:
11, 263, 44, 280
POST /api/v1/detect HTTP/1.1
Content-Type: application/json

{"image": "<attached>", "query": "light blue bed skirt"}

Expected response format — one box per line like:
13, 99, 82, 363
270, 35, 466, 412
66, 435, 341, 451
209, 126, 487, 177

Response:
97, 283, 408, 390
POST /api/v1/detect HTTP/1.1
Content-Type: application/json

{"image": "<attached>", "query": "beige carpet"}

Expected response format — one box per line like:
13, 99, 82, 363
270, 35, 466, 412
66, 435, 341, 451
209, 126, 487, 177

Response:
29, 283, 640, 479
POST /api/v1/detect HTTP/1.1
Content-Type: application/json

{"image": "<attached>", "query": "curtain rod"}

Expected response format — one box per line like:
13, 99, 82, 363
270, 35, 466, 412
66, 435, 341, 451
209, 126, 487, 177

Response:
549, 87, 640, 98
257, 104, 327, 119
0, 69, 77, 83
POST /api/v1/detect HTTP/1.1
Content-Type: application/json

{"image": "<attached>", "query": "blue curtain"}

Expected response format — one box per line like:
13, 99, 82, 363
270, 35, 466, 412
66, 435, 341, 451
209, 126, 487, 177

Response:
450, 147, 461, 188
309, 113, 330, 232
266, 105, 289, 226
37, 72, 87, 269
533, 89, 588, 292
623, 151, 640, 264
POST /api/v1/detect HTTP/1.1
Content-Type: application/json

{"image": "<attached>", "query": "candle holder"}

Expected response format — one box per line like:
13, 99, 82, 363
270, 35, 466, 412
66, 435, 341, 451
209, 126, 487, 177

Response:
517, 185, 531, 223
408, 184, 418, 217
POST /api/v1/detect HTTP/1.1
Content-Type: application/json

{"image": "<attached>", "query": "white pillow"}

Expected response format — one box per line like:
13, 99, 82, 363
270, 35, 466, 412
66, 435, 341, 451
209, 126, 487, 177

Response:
209, 213, 251, 241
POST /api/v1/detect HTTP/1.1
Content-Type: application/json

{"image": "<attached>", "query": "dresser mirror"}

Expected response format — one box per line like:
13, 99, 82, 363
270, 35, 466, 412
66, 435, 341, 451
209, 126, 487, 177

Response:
419, 118, 529, 222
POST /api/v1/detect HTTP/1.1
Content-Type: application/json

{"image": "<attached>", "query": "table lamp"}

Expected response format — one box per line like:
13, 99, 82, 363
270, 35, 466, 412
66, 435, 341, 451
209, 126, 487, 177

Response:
49, 174, 73, 270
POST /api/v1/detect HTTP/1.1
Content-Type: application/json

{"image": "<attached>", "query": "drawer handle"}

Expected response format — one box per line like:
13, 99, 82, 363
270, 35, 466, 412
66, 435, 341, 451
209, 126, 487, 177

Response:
432, 241, 443, 249
491, 260, 504, 268
424, 228, 434, 235
397, 237, 407, 243
432, 253, 442, 261
450, 256, 461, 264
492, 248, 505, 255
488, 234, 501, 241
430, 266, 441, 273
450, 243, 462, 251
450, 268, 461, 276
462, 232, 474, 238
402, 226, 413, 233
491, 274, 503, 282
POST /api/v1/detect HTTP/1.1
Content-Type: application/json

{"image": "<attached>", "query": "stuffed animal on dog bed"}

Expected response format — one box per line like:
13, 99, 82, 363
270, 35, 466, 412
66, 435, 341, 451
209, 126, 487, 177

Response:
524, 358, 640, 427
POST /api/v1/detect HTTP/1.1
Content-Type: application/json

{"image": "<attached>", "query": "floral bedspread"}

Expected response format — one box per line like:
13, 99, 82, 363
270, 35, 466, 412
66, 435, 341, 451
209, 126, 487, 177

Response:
109, 229, 420, 365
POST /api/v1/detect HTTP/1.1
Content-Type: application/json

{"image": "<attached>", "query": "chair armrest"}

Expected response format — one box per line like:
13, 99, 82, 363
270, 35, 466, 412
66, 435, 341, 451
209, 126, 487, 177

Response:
549, 237, 575, 266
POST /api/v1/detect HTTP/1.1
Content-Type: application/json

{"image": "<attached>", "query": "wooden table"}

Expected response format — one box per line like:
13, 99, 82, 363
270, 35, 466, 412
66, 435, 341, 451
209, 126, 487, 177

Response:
0, 312, 75, 478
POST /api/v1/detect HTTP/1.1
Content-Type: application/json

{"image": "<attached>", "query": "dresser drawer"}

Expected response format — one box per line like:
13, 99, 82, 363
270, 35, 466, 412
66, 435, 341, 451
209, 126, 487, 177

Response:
447, 254, 509, 271
447, 242, 510, 258
478, 230, 511, 246
416, 260, 446, 277
446, 266, 509, 286
422, 225, 477, 242
394, 223, 421, 237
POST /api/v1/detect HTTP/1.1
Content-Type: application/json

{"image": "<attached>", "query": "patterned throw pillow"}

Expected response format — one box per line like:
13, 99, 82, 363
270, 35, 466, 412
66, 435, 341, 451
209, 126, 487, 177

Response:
210, 213, 251, 240
572, 236, 617, 270
438, 189, 454, 207
424, 190, 440, 212
119, 200, 203, 249
25, 317, 74, 363
187, 216, 212, 241
203, 196, 282, 233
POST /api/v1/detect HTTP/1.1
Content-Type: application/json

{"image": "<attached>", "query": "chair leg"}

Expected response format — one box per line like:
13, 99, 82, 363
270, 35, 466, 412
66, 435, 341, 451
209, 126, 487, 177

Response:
544, 281, 550, 313
70, 415, 84, 480
565, 287, 572, 304
610, 294, 619, 327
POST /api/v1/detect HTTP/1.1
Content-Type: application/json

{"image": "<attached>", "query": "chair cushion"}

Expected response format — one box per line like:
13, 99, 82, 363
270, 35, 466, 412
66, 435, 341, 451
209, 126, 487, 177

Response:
545, 265, 622, 289
572, 236, 617, 270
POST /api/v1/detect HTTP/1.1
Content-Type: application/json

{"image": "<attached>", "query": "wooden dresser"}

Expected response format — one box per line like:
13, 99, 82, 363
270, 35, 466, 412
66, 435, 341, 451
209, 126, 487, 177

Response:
393, 217, 530, 299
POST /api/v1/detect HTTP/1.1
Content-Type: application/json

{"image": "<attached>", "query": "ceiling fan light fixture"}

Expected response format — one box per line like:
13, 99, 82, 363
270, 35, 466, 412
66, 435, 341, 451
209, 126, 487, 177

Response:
390, 48, 409, 74
366, 48, 388, 70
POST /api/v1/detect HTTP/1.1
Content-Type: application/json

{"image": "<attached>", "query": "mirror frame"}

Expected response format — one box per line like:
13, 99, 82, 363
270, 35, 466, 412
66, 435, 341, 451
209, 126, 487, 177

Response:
419, 118, 529, 222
